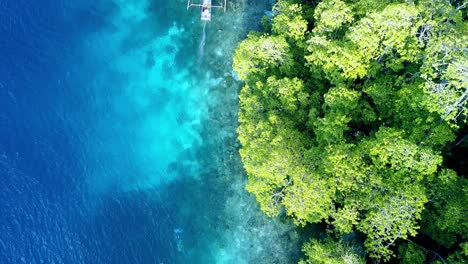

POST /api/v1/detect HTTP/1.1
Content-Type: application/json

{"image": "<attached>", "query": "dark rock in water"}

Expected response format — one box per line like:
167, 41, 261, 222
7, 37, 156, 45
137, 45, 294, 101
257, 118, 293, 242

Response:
167, 162, 179, 172
148, 87, 171, 111
161, 62, 173, 79
146, 51, 155, 68
173, 228, 184, 253
176, 111, 189, 125
165, 45, 176, 54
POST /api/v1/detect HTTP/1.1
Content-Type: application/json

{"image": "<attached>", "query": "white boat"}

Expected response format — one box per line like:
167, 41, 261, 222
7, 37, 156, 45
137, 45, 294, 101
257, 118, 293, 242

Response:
187, 0, 227, 21
201, 0, 212, 21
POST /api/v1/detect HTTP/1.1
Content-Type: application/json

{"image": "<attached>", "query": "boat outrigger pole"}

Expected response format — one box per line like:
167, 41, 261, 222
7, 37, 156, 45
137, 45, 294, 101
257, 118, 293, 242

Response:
187, 0, 227, 21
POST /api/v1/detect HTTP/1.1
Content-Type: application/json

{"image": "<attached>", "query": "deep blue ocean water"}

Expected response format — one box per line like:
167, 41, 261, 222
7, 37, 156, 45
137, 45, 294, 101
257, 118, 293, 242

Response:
0, 0, 300, 263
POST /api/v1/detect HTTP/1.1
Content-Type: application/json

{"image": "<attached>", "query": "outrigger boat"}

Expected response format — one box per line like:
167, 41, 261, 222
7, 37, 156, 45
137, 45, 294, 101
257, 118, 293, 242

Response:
187, 0, 227, 21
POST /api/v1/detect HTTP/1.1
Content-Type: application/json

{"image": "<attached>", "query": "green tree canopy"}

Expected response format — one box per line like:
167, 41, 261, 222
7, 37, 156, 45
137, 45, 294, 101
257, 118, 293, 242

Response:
233, 0, 468, 262
299, 236, 366, 264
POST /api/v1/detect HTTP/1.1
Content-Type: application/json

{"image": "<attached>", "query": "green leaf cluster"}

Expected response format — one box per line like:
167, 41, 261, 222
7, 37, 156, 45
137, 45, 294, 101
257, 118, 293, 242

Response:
299, 237, 366, 264
233, 0, 468, 262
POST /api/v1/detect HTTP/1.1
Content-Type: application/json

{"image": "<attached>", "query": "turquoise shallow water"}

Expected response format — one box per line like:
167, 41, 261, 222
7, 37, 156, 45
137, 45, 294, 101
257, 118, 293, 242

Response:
82, 15, 209, 191
0, 0, 301, 263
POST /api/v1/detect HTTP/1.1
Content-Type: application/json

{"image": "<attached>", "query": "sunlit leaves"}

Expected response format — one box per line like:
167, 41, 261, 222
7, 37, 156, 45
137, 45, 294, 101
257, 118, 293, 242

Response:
363, 128, 442, 180
299, 237, 366, 264
283, 174, 334, 226
347, 4, 421, 63
233, 33, 291, 81
313, 0, 353, 35
272, 2, 308, 42
307, 3, 422, 82
358, 184, 427, 261
332, 205, 360, 234
421, 169, 468, 247
420, 32, 468, 125
233, 0, 467, 262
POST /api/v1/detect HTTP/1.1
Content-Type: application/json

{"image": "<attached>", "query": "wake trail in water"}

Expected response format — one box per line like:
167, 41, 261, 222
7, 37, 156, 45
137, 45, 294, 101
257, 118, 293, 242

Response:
197, 22, 207, 64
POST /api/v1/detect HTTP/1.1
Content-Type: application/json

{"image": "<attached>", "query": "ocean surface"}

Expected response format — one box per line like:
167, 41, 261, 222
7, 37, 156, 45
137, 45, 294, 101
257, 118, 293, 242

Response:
0, 0, 300, 263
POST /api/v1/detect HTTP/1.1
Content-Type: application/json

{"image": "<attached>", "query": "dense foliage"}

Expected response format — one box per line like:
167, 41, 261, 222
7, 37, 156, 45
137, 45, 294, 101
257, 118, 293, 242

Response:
233, 0, 468, 262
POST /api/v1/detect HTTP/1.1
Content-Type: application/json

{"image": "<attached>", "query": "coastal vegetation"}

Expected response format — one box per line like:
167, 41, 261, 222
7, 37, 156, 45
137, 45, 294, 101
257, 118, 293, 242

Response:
232, 0, 467, 262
